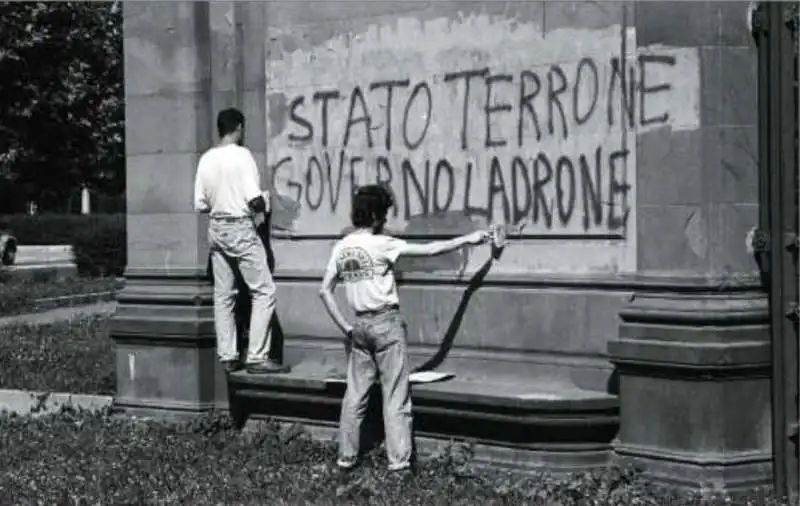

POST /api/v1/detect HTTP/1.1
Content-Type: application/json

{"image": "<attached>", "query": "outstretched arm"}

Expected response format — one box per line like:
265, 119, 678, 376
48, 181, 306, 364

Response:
395, 230, 489, 258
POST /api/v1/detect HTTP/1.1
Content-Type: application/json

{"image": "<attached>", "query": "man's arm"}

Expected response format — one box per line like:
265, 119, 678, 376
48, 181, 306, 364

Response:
193, 162, 211, 213
319, 260, 352, 336
243, 149, 271, 215
394, 230, 488, 258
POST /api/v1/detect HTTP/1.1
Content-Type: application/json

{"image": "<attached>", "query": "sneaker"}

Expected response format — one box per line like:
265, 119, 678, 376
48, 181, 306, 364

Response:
336, 457, 357, 470
245, 359, 291, 374
221, 360, 243, 374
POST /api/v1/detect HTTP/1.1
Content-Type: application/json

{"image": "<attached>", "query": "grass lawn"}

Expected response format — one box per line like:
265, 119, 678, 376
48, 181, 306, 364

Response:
0, 315, 115, 395
0, 314, 788, 505
0, 408, 785, 506
0, 275, 117, 317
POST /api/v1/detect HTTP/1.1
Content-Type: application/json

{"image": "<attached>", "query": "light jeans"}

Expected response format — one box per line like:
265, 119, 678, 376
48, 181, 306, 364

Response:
208, 217, 277, 364
339, 309, 413, 470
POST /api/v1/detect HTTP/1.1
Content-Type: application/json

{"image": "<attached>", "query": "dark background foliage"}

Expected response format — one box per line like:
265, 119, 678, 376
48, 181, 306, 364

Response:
0, 1, 124, 214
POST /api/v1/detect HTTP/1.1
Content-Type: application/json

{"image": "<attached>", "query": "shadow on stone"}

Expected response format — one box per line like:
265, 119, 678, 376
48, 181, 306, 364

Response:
413, 245, 501, 373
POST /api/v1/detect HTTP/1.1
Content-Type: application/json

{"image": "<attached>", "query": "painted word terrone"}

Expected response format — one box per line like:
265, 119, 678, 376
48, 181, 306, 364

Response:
269, 52, 683, 236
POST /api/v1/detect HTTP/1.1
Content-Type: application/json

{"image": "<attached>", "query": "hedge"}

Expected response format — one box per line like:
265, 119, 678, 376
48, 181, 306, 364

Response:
0, 213, 126, 276
0, 315, 115, 395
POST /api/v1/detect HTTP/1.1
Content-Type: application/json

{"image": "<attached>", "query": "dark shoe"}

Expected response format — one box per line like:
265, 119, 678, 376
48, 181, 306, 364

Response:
246, 359, 291, 374
389, 467, 414, 481
222, 360, 243, 374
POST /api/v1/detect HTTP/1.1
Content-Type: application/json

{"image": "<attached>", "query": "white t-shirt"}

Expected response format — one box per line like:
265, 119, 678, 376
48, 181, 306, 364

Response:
325, 232, 408, 314
193, 144, 264, 217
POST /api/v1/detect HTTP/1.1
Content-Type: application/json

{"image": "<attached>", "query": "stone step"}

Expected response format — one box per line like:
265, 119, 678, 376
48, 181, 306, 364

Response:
227, 354, 619, 474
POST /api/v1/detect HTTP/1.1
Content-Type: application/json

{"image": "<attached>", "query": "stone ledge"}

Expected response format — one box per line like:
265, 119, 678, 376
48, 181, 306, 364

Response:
246, 417, 613, 474
619, 291, 768, 326
228, 364, 619, 473
609, 339, 770, 374
15, 245, 74, 266
0, 389, 113, 417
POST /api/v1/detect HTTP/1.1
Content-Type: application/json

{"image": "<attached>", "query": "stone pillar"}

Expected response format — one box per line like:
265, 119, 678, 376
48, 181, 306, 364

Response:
609, 1, 771, 493
110, 2, 223, 415
111, 1, 270, 416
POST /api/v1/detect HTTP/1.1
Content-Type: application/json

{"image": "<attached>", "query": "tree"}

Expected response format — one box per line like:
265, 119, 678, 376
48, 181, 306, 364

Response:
0, 1, 124, 212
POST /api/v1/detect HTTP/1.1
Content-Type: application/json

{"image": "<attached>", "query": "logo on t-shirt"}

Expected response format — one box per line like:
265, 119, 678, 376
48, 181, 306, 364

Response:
337, 246, 376, 282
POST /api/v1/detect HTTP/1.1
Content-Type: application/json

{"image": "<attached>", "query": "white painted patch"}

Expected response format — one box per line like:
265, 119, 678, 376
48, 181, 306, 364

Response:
516, 392, 564, 401
129, 353, 136, 381
265, 13, 701, 273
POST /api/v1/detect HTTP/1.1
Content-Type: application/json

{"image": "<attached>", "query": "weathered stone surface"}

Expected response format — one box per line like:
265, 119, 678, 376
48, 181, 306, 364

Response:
719, 46, 759, 127
637, 205, 708, 273
544, 0, 625, 33
126, 153, 200, 215
637, 128, 704, 207
704, 126, 759, 204
707, 202, 759, 274
635, 1, 717, 47
124, 92, 211, 156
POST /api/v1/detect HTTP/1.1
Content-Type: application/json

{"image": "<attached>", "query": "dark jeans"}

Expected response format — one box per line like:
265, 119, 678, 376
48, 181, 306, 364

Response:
338, 309, 413, 470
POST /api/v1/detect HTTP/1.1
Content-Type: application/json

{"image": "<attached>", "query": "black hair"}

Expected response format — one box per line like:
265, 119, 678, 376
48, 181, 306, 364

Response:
217, 108, 245, 138
351, 184, 394, 229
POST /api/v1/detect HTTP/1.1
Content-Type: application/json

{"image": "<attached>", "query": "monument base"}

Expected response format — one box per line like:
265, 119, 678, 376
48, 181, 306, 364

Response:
228, 342, 620, 474
109, 268, 229, 417
610, 290, 772, 494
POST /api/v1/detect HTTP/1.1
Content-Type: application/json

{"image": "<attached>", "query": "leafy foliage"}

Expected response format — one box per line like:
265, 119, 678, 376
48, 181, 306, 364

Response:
0, 315, 115, 394
0, 2, 124, 210
0, 408, 788, 505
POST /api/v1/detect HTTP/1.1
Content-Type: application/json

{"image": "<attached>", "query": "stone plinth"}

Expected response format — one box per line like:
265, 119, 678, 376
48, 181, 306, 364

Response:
611, 290, 772, 492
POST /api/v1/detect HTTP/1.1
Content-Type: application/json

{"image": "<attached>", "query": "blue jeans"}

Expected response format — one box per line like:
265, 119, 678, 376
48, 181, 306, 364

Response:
208, 217, 277, 364
338, 309, 413, 470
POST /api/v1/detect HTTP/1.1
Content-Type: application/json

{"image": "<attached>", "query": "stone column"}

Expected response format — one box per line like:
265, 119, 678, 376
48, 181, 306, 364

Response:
110, 2, 223, 415
111, 1, 272, 415
609, 1, 771, 493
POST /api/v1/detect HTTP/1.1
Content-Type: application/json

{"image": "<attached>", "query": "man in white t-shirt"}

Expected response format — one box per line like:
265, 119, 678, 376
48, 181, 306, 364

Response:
194, 108, 289, 375
319, 184, 489, 473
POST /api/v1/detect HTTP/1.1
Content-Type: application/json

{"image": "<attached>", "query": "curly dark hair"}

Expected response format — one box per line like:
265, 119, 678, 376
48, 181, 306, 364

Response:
351, 184, 394, 229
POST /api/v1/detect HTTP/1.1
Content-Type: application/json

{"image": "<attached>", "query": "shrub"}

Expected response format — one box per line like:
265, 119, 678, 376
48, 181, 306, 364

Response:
0, 315, 115, 395
0, 213, 126, 276
70, 214, 126, 277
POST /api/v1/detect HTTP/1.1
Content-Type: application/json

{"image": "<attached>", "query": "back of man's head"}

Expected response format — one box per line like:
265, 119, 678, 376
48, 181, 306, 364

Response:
217, 108, 245, 139
351, 184, 394, 230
